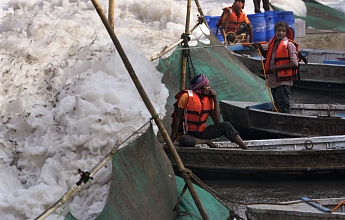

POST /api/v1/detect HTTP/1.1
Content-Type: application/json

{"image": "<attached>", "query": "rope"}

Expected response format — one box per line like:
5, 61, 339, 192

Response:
332, 199, 345, 212
174, 184, 191, 217
186, 52, 197, 81
257, 48, 279, 113
174, 168, 246, 219
225, 31, 244, 44
35, 121, 151, 220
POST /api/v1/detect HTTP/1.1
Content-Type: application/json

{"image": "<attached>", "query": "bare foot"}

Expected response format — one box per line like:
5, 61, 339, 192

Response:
234, 135, 248, 150
205, 140, 217, 148
195, 138, 217, 148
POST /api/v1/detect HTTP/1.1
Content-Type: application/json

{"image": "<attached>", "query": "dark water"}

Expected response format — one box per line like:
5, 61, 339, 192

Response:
203, 179, 345, 219
205, 87, 345, 219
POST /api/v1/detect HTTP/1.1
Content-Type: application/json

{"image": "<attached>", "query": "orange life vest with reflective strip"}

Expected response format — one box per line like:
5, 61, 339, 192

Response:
171, 90, 213, 134
218, 7, 246, 33
265, 36, 299, 81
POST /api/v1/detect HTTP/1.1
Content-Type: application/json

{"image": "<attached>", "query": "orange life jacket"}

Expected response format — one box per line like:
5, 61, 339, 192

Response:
171, 90, 213, 134
217, 7, 246, 33
264, 36, 299, 81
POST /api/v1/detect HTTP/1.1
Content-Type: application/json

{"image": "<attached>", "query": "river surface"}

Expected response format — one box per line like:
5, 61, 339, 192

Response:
205, 87, 345, 219
204, 179, 345, 219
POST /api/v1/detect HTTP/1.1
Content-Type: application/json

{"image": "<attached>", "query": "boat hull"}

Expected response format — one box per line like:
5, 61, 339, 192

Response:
246, 198, 345, 220
219, 100, 345, 140
166, 135, 345, 180
229, 46, 345, 92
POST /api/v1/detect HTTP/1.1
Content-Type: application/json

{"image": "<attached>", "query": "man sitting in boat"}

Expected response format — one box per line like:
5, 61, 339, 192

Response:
216, 0, 253, 45
170, 74, 248, 149
253, 21, 299, 113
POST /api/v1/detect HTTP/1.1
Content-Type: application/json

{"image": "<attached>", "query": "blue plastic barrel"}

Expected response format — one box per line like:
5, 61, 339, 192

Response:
264, 11, 277, 41
247, 13, 266, 42
276, 11, 295, 37
206, 15, 224, 42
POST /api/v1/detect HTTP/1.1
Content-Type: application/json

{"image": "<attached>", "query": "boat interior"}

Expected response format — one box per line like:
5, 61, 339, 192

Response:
248, 102, 345, 118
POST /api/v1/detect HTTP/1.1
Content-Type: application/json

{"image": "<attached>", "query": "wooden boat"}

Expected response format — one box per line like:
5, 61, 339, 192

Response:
165, 135, 345, 180
228, 45, 345, 92
219, 100, 345, 140
64, 125, 231, 219
246, 197, 345, 220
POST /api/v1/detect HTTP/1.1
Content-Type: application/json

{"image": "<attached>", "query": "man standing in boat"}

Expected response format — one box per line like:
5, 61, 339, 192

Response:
216, 0, 253, 45
170, 74, 248, 149
254, 21, 299, 113
253, 0, 270, 13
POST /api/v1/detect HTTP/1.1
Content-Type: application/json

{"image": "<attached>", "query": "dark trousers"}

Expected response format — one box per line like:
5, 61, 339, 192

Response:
190, 121, 239, 141
178, 121, 239, 147
253, 0, 270, 13
271, 85, 291, 113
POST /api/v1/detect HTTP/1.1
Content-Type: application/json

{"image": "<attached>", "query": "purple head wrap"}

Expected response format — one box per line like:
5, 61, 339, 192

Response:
190, 74, 209, 91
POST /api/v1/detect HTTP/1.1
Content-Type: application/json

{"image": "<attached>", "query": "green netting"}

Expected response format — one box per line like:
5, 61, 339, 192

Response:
175, 176, 230, 219
65, 125, 177, 220
157, 33, 270, 131
64, 125, 231, 220
272, 0, 345, 31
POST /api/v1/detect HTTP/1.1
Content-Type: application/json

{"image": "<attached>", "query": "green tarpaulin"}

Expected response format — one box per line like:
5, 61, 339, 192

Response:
272, 0, 345, 31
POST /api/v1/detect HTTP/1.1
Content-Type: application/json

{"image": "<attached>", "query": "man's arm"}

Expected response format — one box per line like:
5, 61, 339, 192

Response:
247, 24, 254, 43
170, 108, 184, 142
209, 90, 221, 124
253, 42, 266, 57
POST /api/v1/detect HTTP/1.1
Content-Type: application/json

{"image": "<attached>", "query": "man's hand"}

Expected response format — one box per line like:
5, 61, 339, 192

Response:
267, 65, 279, 74
209, 89, 217, 101
252, 42, 263, 50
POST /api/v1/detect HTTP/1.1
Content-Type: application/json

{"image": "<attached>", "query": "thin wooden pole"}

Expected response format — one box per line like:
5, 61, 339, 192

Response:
91, 1, 209, 219
194, 0, 205, 20
108, 0, 114, 29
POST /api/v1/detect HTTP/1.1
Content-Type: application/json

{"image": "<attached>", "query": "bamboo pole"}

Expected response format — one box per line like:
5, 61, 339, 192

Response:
150, 39, 183, 61
180, 0, 192, 91
91, 0, 209, 219
108, 0, 114, 29
194, 0, 205, 21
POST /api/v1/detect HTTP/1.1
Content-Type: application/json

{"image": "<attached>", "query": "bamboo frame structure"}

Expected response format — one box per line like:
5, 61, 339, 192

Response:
91, 0, 210, 219
35, 0, 211, 219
